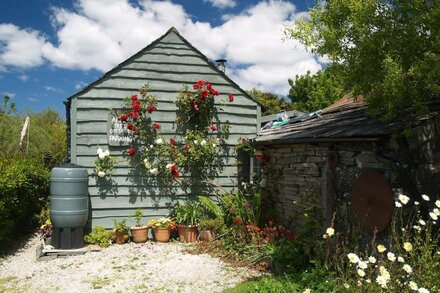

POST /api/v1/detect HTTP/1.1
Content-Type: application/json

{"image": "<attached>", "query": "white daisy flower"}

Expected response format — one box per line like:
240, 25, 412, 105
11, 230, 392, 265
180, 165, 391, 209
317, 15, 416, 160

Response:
326, 227, 335, 236
418, 288, 430, 293
433, 208, 440, 216
358, 261, 368, 269
403, 242, 413, 252
368, 256, 376, 264
422, 194, 430, 201
435, 200, 440, 208
387, 252, 396, 262
409, 281, 418, 291
376, 275, 388, 288
395, 201, 402, 208
403, 264, 412, 274
377, 244, 387, 253
347, 253, 359, 263
398, 256, 405, 263
419, 219, 426, 226
414, 201, 420, 206
357, 269, 365, 277
429, 212, 438, 221
399, 194, 410, 205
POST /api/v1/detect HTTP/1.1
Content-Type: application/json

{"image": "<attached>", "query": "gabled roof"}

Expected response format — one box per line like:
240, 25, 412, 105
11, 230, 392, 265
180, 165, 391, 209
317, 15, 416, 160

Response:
256, 97, 440, 145
66, 27, 259, 106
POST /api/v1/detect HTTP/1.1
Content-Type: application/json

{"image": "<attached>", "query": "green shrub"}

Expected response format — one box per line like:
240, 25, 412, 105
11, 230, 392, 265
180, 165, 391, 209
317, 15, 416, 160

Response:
270, 240, 310, 275
84, 225, 112, 248
0, 157, 50, 244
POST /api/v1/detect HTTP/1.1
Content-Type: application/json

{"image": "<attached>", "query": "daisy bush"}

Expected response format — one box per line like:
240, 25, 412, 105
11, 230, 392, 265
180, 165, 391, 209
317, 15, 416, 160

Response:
328, 194, 439, 292
94, 147, 117, 178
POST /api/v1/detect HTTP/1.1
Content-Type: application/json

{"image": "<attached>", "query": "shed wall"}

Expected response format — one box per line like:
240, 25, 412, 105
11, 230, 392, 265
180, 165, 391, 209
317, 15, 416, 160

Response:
70, 31, 258, 228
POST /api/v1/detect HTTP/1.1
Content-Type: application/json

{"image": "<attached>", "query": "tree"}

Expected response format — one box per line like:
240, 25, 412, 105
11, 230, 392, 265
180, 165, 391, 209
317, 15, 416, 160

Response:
285, 0, 440, 120
247, 89, 292, 115
288, 65, 345, 112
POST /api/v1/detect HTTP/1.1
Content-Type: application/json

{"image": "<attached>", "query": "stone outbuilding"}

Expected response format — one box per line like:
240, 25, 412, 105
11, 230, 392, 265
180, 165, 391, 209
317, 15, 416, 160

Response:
256, 97, 440, 232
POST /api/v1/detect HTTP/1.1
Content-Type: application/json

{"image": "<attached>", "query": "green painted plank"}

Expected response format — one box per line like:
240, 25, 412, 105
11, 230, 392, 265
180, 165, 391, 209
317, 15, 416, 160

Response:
77, 121, 256, 134
76, 89, 257, 106
158, 31, 182, 43
144, 46, 198, 56
88, 186, 235, 201
71, 98, 78, 163
111, 70, 227, 83
76, 111, 256, 124
76, 98, 257, 112
88, 175, 237, 187
154, 44, 191, 50
133, 54, 207, 65
92, 208, 170, 218
95, 79, 244, 95
76, 133, 256, 146
124, 62, 216, 73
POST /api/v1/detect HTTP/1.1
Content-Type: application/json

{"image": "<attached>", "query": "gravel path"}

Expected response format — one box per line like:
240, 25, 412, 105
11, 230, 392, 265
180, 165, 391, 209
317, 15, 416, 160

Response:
0, 234, 261, 293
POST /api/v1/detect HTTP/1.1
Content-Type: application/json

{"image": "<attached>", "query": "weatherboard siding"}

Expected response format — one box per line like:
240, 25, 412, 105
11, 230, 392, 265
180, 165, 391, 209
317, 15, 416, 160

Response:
70, 29, 258, 228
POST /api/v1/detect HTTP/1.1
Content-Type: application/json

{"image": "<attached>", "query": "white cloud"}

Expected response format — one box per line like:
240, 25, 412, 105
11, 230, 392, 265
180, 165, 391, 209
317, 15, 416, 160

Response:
0, 0, 321, 95
27, 97, 39, 102
0, 24, 46, 68
75, 81, 87, 90
45, 86, 63, 92
1, 92, 16, 98
204, 0, 236, 9
18, 74, 29, 81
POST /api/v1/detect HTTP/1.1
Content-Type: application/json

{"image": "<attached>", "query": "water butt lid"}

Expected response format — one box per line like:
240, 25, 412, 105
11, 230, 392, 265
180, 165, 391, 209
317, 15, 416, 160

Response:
351, 170, 394, 234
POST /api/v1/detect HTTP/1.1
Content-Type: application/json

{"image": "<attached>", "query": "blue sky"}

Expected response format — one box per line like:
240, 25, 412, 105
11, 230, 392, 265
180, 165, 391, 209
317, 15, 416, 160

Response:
0, 0, 319, 116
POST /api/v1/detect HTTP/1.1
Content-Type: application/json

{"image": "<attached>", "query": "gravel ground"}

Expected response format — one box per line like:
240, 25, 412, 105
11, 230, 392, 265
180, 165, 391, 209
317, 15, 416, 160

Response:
0, 234, 262, 293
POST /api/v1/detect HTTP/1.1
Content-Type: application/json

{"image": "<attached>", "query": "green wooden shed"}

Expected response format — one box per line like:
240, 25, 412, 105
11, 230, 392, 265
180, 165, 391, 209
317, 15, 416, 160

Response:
65, 27, 260, 228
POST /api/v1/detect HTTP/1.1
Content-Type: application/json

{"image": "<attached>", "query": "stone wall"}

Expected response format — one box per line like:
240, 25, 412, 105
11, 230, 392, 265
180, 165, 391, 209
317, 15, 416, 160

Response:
261, 141, 396, 228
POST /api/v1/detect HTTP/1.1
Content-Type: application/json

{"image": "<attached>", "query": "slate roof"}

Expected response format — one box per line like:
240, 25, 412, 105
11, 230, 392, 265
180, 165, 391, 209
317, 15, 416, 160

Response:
256, 96, 440, 145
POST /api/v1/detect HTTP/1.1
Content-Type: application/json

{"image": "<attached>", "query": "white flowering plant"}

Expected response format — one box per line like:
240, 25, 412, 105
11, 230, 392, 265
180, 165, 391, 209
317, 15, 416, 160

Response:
94, 147, 117, 177
326, 194, 440, 292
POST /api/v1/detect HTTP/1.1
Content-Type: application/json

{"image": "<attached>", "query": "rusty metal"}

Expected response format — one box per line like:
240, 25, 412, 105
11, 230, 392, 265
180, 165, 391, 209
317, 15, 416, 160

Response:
351, 170, 394, 234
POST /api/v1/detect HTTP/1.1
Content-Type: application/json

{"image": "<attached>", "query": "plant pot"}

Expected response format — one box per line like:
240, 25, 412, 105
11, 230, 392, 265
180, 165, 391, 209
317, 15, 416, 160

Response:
199, 230, 215, 242
111, 230, 129, 244
153, 228, 171, 243
177, 225, 198, 242
130, 226, 149, 243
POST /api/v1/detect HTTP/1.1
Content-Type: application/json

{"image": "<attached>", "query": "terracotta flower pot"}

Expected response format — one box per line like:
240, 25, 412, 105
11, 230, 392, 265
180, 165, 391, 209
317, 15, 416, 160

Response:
177, 225, 198, 242
111, 230, 129, 244
199, 230, 215, 242
153, 228, 171, 243
130, 226, 149, 243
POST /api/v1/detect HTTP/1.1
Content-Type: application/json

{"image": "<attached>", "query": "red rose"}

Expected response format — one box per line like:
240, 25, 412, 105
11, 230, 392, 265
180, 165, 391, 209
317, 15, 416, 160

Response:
255, 153, 264, 159
211, 89, 219, 96
153, 122, 161, 129
201, 90, 209, 99
193, 83, 200, 90
210, 124, 217, 131
206, 83, 212, 90
197, 80, 204, 86
171, 171, 180, 178
228, 93, 234, 102
132, 112, 140, 119
131, 95, 138, 101
148, 104, 156, 113
128, 146, 136, 157
120, 114, 128, 122
127, 123, 134, 130
133, 101, 141, 112
191, 101, 200, 111
170, 164, 177, 172
170, 138, 177, 146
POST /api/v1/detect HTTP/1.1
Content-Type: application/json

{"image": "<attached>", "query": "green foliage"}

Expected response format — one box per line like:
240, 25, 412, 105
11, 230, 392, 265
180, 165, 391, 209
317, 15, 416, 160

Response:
221, 184, 263, 227
198, 195, 224, 219
199, 217, 223, 231
132, 209, 143, 227
247, 89, 292, 115
285, 0, 440, 120
288, 66, 345, 112
171, 201, 204, 225
0, 157, 50, 243
113, 219, 129, 233
270, 240, 310, 275
84, 225, 112, 248
226, 267, 336, 293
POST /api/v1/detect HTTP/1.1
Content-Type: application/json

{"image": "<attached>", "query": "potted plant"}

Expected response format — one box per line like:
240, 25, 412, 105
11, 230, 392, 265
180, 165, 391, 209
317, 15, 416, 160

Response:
130, 209, 149, 243
199, 217, 223, 242
111, 219, 129, 244
148, 218, 174, 243
171, 201, 203, 242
